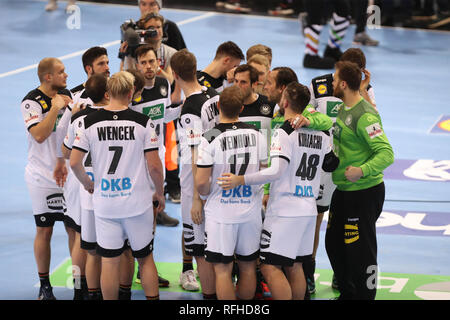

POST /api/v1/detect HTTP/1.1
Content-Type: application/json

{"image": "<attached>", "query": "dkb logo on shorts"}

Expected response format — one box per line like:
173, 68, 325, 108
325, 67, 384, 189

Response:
344, 219, 360, 244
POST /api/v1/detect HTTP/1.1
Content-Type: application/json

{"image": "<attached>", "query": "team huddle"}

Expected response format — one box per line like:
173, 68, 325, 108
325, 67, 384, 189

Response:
21, 36, 393, 300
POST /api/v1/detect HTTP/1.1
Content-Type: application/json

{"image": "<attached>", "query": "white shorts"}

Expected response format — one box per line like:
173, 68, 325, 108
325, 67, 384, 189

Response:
63, 172, 81, 233
316, 171, 336, 212
26, 183, 66, 227
205, 217, 262, 264
80, 209, 96, 250
181, 190, 205, 257
95, 207, 155, 258
260, 215, 315, 266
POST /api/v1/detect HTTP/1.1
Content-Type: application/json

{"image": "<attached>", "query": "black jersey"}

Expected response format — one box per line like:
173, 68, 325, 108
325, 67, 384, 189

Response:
196, 71, 229, 93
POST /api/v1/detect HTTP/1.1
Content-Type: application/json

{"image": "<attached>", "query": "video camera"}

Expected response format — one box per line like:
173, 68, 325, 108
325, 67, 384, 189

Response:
119, 19, 158, 59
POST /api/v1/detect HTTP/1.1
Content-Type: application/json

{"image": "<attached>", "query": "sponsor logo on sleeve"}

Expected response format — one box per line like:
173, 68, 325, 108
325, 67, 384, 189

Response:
366, 122, 383, 139
39, 100, 48, 110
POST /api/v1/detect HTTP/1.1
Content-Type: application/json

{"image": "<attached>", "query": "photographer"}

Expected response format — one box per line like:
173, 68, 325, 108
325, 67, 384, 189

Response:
139, 0, 186, 50
120, 13, 177, 84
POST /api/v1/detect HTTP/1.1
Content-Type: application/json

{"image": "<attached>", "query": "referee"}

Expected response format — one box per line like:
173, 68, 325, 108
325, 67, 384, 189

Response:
325, 61, 394, 300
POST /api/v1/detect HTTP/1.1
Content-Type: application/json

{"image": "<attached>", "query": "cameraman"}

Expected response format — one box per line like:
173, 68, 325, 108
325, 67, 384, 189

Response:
121, 13, 177, 84
139, 0, 186, 50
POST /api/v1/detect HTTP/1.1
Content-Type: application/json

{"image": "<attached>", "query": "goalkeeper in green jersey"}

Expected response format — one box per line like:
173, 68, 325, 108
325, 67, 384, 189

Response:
325, 61, 394, 300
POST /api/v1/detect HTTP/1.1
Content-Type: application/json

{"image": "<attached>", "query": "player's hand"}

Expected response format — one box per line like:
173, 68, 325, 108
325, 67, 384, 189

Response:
360, 69, 371, 92
226, 67, 237, 85
60, 94, 73, 107
345, 166, 363, 182
53, 158, 67, 187
119, 41, 128, 53
191, 198, 204, 225
262, 194, 269, 210
152, 192, 165, 214
217, 173, 244, 190
289, 115, 310, 129
82, 175, 94, 194
52, 94, 69, 111
71, 102, 85, 115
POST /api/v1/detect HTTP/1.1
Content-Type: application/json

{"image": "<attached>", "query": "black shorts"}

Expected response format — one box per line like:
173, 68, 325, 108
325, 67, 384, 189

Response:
34, 212, 65, 227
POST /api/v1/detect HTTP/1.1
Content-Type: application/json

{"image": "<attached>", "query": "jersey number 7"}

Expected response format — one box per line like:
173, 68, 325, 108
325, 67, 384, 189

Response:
83, 146, 123, 175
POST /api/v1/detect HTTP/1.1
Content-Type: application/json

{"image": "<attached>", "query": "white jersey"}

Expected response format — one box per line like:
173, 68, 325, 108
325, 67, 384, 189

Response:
129, 76, 180, 161
56, 84, 94, 158
63, 106, 103, 211
266, 121, 332, 218
309, 73, 376, 124
21, 88, 72, 188
73, 108, 159, 219
177, 86, 220, 191
197, 122, 268, 223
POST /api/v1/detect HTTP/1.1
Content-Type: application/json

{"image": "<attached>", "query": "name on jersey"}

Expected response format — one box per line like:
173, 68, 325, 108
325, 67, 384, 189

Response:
220, 133, 257, 152
298, 133, 323, 150
206, 101, 219, 122
97, 126, 136, 141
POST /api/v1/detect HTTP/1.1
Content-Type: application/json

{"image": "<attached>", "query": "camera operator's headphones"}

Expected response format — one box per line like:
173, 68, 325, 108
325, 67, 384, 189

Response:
137, 12, 164, 29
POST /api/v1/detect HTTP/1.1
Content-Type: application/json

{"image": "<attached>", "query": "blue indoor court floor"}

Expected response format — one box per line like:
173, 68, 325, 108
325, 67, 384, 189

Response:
0, 0, 449, 300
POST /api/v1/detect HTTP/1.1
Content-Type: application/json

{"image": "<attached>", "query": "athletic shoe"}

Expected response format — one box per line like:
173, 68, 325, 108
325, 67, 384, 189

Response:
45, 0, 57, 11
324, 45, 343, 62
303, 54, 335, 69
168, 190, 181, 203
353, 32, 379, 46
216, 1, 225, 8
268, 4, 294, 17
156, 211, 179, 227
38, 285, 56, 300
224, 2, 251, 14
158, 274, 170, 288
332, 273, 339, 291
179, 270, 200, 291
135, 269, 170, 287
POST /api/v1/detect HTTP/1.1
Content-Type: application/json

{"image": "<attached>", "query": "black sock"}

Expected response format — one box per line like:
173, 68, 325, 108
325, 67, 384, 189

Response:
39, 272, 51, 287
146, 294, 159, 300
203, 293, 217, 300
88, 288, 102, 300
182, 259, 193, 273
119, 284, 132, 300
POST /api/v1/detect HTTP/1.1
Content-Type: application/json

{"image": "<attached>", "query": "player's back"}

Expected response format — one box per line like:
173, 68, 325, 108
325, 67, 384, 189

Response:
75, 108, 158, 219
267, 121, 332, 218
199, 122, 267, 223
178, 87, 220, 189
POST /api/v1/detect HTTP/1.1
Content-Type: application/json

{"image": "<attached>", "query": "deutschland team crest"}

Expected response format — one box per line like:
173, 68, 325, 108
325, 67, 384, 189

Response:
260, 104, 271, 116
160, 86, 167, 97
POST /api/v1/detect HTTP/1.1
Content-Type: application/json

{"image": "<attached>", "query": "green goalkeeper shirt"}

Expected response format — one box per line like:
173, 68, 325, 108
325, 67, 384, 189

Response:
332, 98, 394, 191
